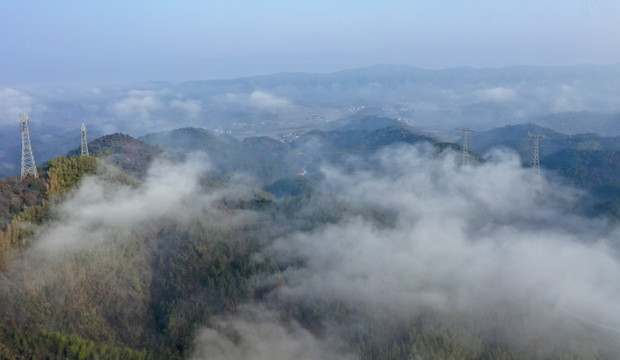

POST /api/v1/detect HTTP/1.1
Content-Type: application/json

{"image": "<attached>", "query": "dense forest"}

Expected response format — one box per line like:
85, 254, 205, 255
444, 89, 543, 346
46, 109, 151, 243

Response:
0, 130, 619, 359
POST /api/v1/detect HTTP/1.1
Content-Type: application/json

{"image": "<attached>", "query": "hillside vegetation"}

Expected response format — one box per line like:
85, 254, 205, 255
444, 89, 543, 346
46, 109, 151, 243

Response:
0, 129, 618, 359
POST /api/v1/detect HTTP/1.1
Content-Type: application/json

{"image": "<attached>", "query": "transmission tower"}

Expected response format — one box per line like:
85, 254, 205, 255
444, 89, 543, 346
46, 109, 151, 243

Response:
20, 113, 38, 179
529, 132, 545, 173
457, 127, 475, 165
81, 123, 89, 157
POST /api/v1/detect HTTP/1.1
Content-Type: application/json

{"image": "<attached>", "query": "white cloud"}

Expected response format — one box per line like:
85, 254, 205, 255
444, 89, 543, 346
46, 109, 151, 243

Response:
250, 91, 290, 110
190, 307, 353, 360
169, 98, 202, 118
0, 88, 34, 124
552, 83, 585, 112
5, 139, 619, 355
32, 153, 225, 254
110, 90, 163, 120
270, 144, 620, 342
477, 87, 517, 102
107, 91, 205, 133
219, 91, 291, 112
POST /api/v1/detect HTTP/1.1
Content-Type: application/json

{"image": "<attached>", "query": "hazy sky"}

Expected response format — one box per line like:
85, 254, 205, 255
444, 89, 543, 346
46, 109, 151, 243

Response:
1, 0, 619, 84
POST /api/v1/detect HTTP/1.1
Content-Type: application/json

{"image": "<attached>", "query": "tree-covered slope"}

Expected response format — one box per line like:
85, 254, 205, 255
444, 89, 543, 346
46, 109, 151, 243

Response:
68, 133, 162, 179
468, 123, 620, 161
542, 148, 620, 222
1, 127, 618, 359
0, 153, 277, 359
141, 124, 471, 188
542, 148, 620, 188
142, 127, 300, 184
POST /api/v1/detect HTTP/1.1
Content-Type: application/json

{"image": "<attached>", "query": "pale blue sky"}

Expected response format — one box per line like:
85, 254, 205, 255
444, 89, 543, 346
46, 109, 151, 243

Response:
1, 0, 619, 85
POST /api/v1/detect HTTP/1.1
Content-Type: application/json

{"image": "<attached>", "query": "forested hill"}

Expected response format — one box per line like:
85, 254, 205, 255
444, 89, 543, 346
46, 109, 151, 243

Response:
67, 133, 162, 178
330, 115, 407, 131
141, 124, 474, 187
0, 133, 157, 269
0, 154, 165, 359
542, 149, 620, 188
468, 123, 620, 161
142, 124, 614, 208
0, 126, 619, 359
0, 140, 283, 359
543, 148, 620, 221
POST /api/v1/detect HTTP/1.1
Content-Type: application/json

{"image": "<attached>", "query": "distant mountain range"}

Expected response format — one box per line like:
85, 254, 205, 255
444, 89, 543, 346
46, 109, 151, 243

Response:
3, 63, 620, 180
8, 64, 620, 141
171, 64, 620, 135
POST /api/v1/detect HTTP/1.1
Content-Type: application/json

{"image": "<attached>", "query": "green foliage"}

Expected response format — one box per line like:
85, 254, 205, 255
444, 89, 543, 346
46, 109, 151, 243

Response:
542, 149, 620, 188
264, 176, 318, 198
0, 328, 162, 360
591, 200, 620, 223
68, 133, 162, 179
0, 129, 618, 359
45, 156, 98, 195
150, 220, 280, 356
0, 174, 48, 228
0, 156, 100, 257
145, 128, 303, 184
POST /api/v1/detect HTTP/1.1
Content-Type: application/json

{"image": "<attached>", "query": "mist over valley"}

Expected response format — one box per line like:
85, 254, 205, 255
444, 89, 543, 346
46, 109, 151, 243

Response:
2, 1, 620, 358
0, 97, 619, 358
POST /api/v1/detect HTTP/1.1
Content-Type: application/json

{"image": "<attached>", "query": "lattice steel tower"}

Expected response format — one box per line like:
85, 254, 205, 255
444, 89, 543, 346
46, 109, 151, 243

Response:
529, 133, 544, 173
81, 123, 89, 157
20, 113, 38, 179
457, 127, 475, 165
